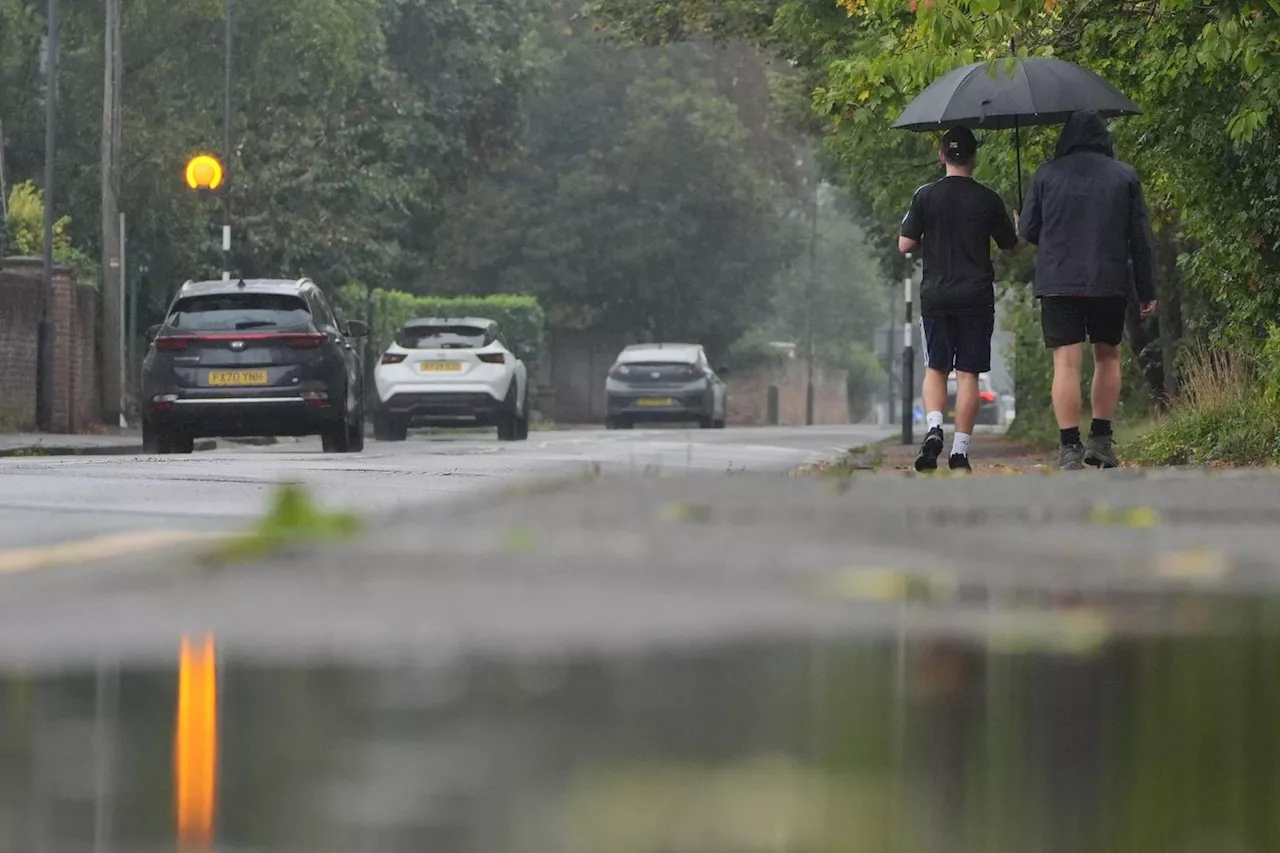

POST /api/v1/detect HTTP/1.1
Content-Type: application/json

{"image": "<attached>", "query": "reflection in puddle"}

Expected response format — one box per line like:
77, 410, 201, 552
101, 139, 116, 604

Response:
175, 635, 217, 851
0, 599, 1276, 853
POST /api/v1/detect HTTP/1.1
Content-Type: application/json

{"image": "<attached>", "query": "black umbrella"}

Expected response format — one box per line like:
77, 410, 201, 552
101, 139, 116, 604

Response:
891, 56, 1141, 206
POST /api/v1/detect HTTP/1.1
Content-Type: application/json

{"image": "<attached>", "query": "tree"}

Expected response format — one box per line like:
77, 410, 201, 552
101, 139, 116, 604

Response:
426, 26, 800, 357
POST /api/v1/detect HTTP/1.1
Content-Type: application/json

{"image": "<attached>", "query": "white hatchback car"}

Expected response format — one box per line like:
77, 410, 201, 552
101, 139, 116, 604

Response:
373, 317, 529, 442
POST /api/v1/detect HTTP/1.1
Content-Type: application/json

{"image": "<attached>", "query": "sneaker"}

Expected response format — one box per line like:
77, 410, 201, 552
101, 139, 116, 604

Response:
1058, 443, 1086, 470
914, 427, 944, 472
1084, 434, 1118, 469
949, 453, 972, 473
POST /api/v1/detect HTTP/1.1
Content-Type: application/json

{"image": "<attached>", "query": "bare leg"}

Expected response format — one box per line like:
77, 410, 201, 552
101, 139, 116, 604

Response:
953, 371, 979, 435
1090, 343, 1122, 421
922, 367, 948, 417
1052, 344, 1085, 430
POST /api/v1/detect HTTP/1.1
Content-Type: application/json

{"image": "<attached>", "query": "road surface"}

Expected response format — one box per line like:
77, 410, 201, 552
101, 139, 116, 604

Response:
0, 425, 893, 550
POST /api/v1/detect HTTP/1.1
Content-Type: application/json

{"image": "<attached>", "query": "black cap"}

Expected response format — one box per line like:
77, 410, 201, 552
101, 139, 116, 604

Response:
941, 126, 977, 163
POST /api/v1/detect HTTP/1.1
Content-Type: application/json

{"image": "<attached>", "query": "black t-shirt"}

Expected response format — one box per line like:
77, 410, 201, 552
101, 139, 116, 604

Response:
900, 176, 1017, 317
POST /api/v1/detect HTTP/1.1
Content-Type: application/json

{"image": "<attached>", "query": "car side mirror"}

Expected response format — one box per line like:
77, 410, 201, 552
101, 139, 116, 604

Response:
717, 366, 730, 376
345, 320, 370, 337
146, 324, 162, 342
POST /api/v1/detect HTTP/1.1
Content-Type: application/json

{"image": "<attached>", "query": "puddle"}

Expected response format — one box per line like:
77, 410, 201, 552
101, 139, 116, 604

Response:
1, 599, 1277, 852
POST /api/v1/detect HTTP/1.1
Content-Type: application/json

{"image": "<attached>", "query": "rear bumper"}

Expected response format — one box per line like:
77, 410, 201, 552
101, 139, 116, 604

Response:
607, 393, 711, 421
148, 394, 344, 437
381, 391, 505, 425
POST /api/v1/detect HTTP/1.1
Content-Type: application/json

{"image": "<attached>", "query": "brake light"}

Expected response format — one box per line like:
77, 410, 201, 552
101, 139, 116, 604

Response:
284, 334, 326, 350
381, 352, 407, 365
151, 394, 179, 411
979, 390, 996, 403
477, 352, 505, 365
154, 337, 189, 351
300, 390, 329, 407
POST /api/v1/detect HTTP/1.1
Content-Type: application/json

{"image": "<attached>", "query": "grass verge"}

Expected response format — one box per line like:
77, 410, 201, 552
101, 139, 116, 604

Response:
202, 483, 361, 565
1124, 345, 1280, 466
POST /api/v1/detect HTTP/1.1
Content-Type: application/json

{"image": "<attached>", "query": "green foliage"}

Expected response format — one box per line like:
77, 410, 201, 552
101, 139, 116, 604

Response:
4, 182, 101, 286
204, 482, 361, 565
338, 285, 547, 371
425, 30, 797, 355
1126, 340, 1280, 465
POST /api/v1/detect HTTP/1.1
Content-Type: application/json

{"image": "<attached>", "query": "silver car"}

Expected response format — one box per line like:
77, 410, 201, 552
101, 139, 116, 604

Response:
604, 343, 727, 429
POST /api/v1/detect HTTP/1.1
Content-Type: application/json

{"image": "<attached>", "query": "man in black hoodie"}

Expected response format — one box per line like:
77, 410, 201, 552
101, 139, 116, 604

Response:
1020, 110, 1157, 470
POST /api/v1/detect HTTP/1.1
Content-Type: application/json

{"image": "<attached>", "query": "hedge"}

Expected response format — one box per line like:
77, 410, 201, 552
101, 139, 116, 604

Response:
337, 285, 547, 373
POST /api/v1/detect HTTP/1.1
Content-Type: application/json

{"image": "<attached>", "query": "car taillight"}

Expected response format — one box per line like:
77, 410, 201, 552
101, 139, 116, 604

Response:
381, 352, 407, 365
478, 353, 505, 365
283, 334, 326, 350
979, 390, 996, 402
154, 337, 189, 351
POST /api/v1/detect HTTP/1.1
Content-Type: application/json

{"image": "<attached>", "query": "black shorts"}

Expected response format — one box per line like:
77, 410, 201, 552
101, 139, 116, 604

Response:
1040, 296, 1127, 349
920, 312, 994, 375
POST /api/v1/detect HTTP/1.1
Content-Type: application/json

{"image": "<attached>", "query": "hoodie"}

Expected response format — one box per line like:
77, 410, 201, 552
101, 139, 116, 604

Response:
1019, 110, 1156, 302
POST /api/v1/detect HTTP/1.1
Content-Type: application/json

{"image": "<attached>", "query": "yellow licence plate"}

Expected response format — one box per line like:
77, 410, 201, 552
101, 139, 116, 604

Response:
419, 361, 462, 373
208, 369, 269, 387
637, 397, 675, 407
947, 410, 955, 418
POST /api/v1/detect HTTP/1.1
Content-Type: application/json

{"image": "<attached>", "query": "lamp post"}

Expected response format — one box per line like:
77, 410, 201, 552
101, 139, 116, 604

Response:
222, 0, 232, 280
901, 254, 914, 445
37, 0, 60, 432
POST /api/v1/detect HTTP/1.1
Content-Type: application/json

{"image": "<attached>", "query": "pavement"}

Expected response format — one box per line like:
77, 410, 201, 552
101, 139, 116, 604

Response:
0, 420, 1275, 668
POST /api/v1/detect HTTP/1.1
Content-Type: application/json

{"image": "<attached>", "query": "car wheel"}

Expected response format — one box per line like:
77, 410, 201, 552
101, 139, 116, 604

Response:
142, 417, 162, 453
347, 407, 366, 452
514, 390, 530, 441
497, 385, 520, 441
373, 409, 408, 442
698, 414, 714, 429
168, 430, 195, 455
322, 401, 353, 453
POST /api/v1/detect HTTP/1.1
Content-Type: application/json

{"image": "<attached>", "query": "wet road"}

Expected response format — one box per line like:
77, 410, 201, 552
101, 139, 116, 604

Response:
0, 425, 892, 550
4, 618, 1277, 853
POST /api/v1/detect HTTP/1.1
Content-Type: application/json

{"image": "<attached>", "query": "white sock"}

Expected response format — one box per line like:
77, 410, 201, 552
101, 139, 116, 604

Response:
952, 432, 971, 457
926, 411, 944, 432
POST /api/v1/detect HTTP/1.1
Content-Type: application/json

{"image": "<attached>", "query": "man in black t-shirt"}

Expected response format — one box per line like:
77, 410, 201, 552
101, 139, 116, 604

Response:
899, 126, 1022, 473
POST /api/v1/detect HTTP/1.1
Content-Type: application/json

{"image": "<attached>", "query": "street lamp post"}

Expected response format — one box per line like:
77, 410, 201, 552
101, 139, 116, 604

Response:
37, 0, 60, 432
222, 0, 232, 280
901, 254, 914, 445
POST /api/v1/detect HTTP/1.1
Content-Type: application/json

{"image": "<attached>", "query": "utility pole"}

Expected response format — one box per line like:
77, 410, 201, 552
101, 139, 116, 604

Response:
0, 117, 9, 224
901, 255, 914, 445
223, 0, 233, 280
37, 0, 60, 433
101, 0, 123, 425
805, 176, 818, 426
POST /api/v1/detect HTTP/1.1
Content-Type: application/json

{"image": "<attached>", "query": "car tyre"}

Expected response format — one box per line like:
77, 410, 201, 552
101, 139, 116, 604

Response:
347, 407, 366, 452
514, 388, 530, 441
698, 414, 715, 429
142, 417, 162, 453
373, 409, 408, 442
497, 385, 521, 442
168, 430, 195, 455
606, 417, 632, 430
322, 400, 353, 453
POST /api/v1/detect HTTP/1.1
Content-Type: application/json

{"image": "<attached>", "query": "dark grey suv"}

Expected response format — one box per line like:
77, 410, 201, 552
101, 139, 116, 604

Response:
141, 278, 368, 454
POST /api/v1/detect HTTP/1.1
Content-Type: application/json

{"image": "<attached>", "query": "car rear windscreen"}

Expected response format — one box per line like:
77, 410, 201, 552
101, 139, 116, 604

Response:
614, 361, 700, 381
397, 326, 488, 349
167, 293, 312, 332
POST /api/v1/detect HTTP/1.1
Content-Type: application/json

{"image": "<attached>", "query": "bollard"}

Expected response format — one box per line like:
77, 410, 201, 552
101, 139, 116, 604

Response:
766, 385, 780, 426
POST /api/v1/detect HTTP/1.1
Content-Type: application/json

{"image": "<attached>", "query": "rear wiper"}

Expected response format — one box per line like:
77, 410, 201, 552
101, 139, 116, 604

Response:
235, 320, 278, 329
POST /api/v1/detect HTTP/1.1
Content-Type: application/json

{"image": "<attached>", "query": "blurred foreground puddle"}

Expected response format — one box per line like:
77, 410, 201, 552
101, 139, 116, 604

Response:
0, 598, 1277, 853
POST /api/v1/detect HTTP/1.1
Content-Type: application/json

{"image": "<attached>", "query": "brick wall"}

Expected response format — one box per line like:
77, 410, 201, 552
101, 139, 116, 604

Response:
725, 358, 850, 426
0, 256, 101, 433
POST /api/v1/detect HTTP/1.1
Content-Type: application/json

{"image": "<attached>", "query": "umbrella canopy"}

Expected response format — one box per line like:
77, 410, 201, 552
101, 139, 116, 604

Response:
891, 56, 1141, 132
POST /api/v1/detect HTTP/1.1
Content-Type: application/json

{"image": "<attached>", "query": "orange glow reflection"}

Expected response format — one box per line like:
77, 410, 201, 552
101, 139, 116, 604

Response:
175, 635, 218, 850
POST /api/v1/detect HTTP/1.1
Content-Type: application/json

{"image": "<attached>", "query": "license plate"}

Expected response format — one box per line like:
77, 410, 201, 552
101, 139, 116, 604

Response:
419, 361, 462, 373
947, 410, 955, 418
637, 397, 675, 407
208, 369, 269, 387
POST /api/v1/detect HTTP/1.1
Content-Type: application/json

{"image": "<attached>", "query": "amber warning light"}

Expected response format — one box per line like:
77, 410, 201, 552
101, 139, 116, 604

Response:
185, 155, 224, 192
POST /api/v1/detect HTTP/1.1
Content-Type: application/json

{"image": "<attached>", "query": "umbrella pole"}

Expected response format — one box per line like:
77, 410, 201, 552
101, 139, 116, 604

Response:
1014, 116, 1024, 211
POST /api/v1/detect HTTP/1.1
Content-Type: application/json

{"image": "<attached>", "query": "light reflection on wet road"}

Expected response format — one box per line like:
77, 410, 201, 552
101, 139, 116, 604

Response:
2, 600, 1276, 853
